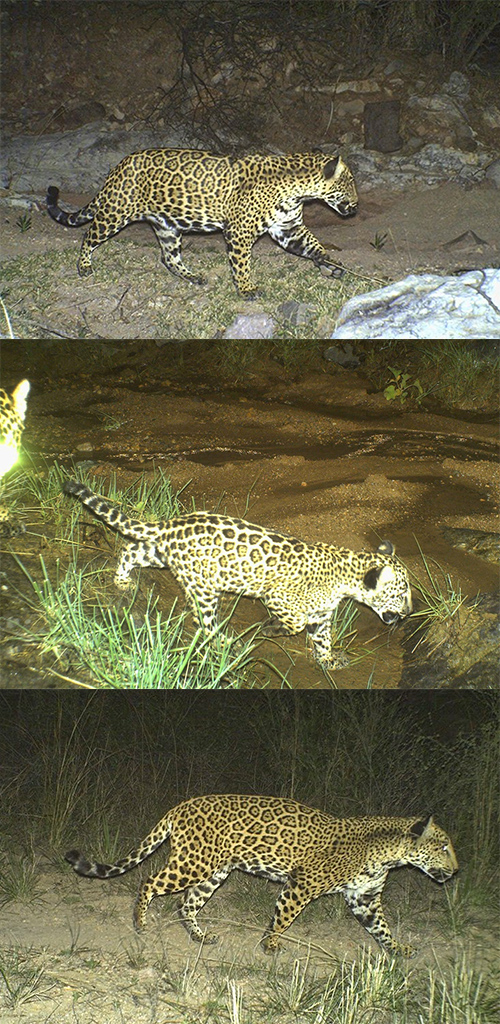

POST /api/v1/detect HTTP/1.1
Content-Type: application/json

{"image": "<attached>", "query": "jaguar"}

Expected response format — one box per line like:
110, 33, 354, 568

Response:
65, 793, 458, 955
46, 148, 357, 296
62, 478, 412, 669
0, 379, 30, 537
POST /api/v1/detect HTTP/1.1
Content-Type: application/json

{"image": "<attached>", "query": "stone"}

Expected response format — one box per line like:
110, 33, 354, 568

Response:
364, 100, 403, 153
482, 106, 500, 129
331, 269, 500, 340
278, 300, 315, 326
441, 71, 470, 101
485, 159, 500, 188
323, 343, 362, 368
223, 313, 275, 339
337, 98, 365, 117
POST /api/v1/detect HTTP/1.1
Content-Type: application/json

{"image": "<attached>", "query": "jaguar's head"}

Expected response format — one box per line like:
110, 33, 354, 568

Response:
359, 541, 412, 624
406, 815, 459, 882
0, 379, 30, 480
322, 156, 358, 218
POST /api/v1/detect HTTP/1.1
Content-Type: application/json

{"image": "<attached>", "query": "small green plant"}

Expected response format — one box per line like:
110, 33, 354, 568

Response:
384, 366, 424, 405
15, 213, 32, 233
102, 414, 124, 431
410, 540, 465, 624
370, 231, 388, 250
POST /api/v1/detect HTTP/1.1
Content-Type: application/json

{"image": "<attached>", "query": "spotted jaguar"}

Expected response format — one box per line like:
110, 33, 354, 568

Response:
65, 793, 458, 955
0, 379, 30, 537
62, 478, 411, 669
46, 148, 357, 296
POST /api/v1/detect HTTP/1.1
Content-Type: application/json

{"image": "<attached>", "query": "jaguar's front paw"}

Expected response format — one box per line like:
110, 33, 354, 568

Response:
319, 261, 346, 279
261, 934, 283, 954
315, 650, 350, 671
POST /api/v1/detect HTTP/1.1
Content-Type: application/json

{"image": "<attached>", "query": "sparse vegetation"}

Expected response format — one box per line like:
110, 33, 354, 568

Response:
410, 541, 466, 625
0, 950, 51, 1010
419, 341, 500, 407
0, 855, 44, 909
0, 241, 374, 340
365, 341, 499, 412
14, 555, 263, 689
0, 691, 497, 1022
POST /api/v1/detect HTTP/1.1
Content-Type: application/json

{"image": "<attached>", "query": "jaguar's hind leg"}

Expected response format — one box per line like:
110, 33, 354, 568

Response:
148, 216, 205, 284
177, 868, 231, 943
259, 599, 306, 639
78, 211, 135, 276
259, 615, 297, 637
134, 859, 230, 940
114, 540, 166, 589
261, 870, 315, 952
181, 587, 220, 634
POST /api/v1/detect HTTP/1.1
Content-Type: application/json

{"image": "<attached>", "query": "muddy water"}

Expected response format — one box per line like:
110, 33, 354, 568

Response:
63, 428, 496, 468
12, 367, 498, 689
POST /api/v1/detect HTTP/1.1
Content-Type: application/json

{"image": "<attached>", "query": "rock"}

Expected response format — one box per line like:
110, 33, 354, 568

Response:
482, 106, 500, 129
337, 98, 365, 117
441, 229, 488, 251
485, 159, 500, 188
347, 142, 492, 192
222, 313, 275, 339
441, 527, 500, 565
54, 102, 107, 130
323, 343, 362, 368
331, 269, 500, 340
383, 60, 405, 76
400, 590, 499, 689
441, 71, 470, 101
2, 125, 196, 193
319, 79, 381, 95
407, 93, 467, 123
364, 100, 403, 153
278, 300, 315, 326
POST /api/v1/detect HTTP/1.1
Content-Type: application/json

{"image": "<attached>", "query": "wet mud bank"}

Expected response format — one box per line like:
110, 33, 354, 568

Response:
1, 342, 498, 688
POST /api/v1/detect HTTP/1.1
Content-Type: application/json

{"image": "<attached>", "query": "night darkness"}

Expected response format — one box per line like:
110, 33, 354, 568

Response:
1, 689, 496, 845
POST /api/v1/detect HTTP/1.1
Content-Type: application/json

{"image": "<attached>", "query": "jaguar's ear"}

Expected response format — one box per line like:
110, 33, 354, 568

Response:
377, 540, 395, 556
323, 157, 340, 179
12, 379, 30, 419
409, 815, 434, 841
363, 563, 396, 590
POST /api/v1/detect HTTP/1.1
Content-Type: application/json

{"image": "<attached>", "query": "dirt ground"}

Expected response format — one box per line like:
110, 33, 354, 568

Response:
1, 180, 499, 340
1, 857, 497, 1024
1, 341, 498, 688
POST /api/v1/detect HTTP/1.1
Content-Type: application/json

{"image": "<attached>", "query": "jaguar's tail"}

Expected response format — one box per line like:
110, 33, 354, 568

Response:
65, 817, 172, 879
62, 478, 163, 541
46, 187, 96, 227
